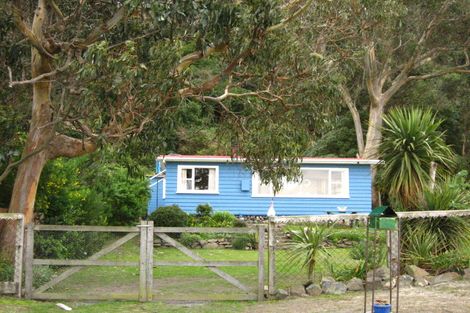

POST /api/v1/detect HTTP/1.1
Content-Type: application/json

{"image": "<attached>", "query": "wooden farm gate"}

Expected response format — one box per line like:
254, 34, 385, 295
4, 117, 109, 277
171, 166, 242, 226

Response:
25, 222, 265, 301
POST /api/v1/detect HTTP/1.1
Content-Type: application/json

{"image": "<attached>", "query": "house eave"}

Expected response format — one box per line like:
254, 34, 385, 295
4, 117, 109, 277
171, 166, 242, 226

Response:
156, 155, 381, 165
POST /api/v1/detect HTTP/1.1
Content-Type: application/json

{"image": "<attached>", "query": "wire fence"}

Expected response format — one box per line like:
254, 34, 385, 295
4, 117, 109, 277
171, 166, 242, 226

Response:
268, 211, 470, 299
270, 215, 383, 294
0, 213, 24, 296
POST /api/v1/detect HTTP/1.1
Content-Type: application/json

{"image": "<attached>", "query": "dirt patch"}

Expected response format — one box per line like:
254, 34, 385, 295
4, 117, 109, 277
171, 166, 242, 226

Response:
247, 281, 470, 313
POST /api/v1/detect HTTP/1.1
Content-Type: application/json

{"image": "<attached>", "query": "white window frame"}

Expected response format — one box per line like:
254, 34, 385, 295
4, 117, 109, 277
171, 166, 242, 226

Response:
251, 167, 349, 198
176, 165, 219, 194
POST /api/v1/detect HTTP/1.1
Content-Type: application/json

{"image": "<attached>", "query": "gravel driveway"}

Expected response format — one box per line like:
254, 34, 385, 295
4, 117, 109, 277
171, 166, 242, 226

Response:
246, 280, 470, 313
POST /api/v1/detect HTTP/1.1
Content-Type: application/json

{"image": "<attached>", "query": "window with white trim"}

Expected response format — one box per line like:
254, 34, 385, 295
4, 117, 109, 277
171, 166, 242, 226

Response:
252, 168, 349, 198
177, 166, 219, 193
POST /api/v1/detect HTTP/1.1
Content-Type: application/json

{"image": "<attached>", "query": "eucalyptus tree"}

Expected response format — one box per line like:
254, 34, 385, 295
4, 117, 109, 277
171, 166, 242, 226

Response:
295, 0, 470, 159
1, 0, 321, 238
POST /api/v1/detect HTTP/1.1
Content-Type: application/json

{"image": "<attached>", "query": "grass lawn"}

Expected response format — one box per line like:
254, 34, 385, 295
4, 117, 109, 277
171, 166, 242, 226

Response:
39, 237, 263, 300
0, 296, 251, 313
28, 226, 373, 302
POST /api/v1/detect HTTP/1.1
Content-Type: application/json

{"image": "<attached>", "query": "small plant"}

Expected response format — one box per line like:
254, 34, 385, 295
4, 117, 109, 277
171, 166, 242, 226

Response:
401, 225, 440, 269
285, 224, 332, 283
179, 233, 202, 248
430, 250, 470, 274
350, 240, 387, 269
32, 266, 55, 288
326, 260, 366, 281
329, 228, 365, 245
196, 204, 213, 218
233, 219, 247, 227
209, 211, 237, 227
232, 234, 257, 250
149, 205, 188, 227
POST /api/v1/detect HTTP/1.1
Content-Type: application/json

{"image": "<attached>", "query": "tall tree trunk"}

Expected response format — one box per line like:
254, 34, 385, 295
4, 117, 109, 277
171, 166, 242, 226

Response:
363, 98, 385, 207
338, 84, 364, 157
1, 0, 54, 258
363, 100, 385, 159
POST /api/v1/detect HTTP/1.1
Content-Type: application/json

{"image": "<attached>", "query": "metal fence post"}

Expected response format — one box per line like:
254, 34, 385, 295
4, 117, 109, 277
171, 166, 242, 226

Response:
24, 223, 34, 299
257, 224, 265, 301
268, 217, 276, 297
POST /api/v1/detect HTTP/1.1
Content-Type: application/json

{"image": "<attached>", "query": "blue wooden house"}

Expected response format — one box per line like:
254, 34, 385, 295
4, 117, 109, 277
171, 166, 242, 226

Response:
148, 155, 380, 216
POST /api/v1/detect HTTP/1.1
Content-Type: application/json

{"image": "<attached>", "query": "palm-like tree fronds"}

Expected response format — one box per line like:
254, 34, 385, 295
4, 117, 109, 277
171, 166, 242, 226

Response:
379, 107, 456, 210
285, 224, 332, 282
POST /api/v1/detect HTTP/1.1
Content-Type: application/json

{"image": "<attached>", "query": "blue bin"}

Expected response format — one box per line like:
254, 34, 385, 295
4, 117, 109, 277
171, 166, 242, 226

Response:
373, 303, 391, 313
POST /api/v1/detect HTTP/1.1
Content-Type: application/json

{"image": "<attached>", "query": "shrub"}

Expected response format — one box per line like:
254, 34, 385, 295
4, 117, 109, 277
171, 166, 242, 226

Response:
326, 260, 366, 281
350, 240, 386, 268
329, 228, 365, 244
0, 254, 14, 281
232, 234, 256, 250
149, 205, 188, 227
401, 219, 470, 272
34, 232, 113, 260
36, 157, 148, 226
401, 225, 440, 269
430, 250, 470, 274
196, 204, 213, 218
233, 219, 247, 227
209, 211, 236, 227
179, 233, 202, 248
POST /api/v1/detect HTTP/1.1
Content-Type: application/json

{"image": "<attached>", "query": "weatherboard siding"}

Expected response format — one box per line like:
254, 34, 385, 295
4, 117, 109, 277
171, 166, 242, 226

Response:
149, 162, 372, 216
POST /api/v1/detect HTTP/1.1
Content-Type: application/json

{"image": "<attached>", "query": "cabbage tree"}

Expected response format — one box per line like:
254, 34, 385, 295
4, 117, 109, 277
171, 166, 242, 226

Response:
379, 107, 456, 209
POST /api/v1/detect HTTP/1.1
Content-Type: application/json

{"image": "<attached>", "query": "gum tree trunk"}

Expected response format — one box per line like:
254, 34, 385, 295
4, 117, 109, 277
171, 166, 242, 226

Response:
2, 1, 95, 258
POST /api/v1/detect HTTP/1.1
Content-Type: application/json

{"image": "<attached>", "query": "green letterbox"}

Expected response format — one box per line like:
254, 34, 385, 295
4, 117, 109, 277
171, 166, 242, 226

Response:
369, 206, 398, 230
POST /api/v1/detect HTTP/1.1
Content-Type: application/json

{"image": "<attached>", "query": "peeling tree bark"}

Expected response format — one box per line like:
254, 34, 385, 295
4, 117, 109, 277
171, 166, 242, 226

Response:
338, 84, 364, 156
2, 1, 98, 257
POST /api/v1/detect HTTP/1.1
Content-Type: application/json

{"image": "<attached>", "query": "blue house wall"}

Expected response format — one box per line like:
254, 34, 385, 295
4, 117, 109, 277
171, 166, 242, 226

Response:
148, 161, 373, 216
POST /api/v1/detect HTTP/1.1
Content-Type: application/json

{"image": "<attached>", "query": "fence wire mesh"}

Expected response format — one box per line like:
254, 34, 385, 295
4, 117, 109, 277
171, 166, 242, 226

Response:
0, 214, 24, 296
271, 213, 470, 299
272, 218, 386, 294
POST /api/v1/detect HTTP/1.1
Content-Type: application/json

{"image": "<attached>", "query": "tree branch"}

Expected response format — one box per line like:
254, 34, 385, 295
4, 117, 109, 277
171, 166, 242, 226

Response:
8, 53, 73, 87
267, 0, 314, 32
408, 51, 470, 81
174, 0, 313, 75
0, 133, 54, 185
48, 134, 96, 159
338, 84, 364, 156
82, 5, 127, 46
176, 43, 228, 75
11, 3, 55, 59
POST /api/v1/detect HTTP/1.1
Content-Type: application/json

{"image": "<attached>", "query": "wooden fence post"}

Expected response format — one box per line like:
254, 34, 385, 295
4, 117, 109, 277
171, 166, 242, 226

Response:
139, 220, 148, 302
257, 224, 265, 301
24, 223, 34, 299
146, 221, 154, 301
14, 215, 24, 297
268, 217, 275, 297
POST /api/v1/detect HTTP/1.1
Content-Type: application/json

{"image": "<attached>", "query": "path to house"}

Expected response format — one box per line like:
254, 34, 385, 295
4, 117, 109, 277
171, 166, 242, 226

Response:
246, 281, 470, 313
